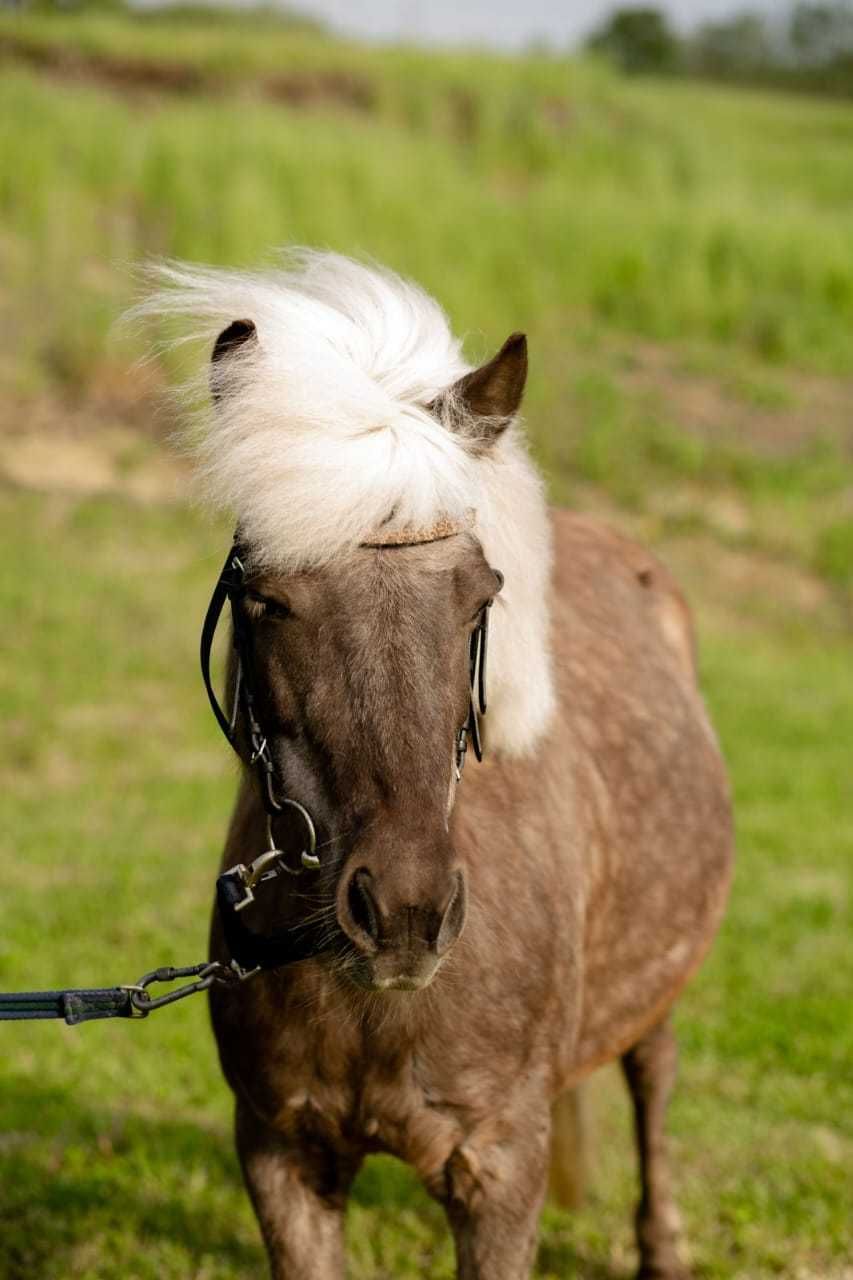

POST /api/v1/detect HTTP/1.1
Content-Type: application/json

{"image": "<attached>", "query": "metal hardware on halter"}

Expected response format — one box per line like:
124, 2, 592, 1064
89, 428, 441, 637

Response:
455, 572, 502, 779
454, 726, 468, 781
126, 959, 261, 1014
224, 802, 320, 913
270, 801, 320, 872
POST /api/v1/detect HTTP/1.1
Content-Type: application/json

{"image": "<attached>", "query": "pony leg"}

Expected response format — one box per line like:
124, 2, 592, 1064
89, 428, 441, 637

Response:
235, 1100, 357, 1280
621, 1017, 690, 1280
443, 1104, 550, 1280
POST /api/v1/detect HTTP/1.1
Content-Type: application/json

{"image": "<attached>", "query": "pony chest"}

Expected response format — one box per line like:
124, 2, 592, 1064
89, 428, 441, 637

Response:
268, 1035, 468, 1180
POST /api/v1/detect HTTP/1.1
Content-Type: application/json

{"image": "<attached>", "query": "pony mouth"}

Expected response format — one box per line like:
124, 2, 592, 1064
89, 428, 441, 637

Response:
340, 953, 442, 993
372, 974, 431, 992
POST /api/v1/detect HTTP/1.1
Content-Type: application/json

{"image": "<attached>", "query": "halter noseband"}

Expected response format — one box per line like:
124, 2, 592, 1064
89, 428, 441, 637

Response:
201, 527, 500, 974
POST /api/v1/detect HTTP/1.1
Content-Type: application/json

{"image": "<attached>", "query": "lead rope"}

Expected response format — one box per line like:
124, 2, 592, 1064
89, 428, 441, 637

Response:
0, 962, 246, 1025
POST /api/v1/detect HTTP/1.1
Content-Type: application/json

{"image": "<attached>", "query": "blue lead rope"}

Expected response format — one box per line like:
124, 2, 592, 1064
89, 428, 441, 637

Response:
0, 962, 242, 1026
0, 987, 135, 1025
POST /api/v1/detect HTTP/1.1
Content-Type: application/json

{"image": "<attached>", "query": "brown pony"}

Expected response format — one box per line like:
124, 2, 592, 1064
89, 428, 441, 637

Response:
147, 251, 733, 1279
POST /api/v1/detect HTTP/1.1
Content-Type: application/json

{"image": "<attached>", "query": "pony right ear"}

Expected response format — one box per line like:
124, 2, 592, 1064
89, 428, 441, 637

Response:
210, 319, 256, 402
436, 332, 527, 453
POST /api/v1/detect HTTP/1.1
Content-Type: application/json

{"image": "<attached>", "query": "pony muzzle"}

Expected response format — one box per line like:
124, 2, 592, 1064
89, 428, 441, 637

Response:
336, 863, 467, 990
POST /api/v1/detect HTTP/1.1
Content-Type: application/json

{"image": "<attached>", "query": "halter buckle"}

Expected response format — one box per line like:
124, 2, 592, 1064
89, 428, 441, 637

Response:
224, 808, 320, 913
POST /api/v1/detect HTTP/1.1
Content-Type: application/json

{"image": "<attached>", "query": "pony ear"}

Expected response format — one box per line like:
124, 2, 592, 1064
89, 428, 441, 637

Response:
210, 319, 256, 402
442, 332, 527, 449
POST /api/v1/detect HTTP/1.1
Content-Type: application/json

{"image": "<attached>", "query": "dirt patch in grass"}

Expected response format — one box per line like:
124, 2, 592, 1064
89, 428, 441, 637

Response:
0, 33, 375, 111
559, 477, 849, 634
0, 390, 188, 504
617, 339, 853, 459
1, 429, 185, 503
658, 532, 848, 638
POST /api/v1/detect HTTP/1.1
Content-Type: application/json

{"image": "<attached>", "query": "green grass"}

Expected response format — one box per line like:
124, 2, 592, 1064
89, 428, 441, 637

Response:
544, 364, 852, 581
3, 12, 853, 398
0, 11, 852, 1277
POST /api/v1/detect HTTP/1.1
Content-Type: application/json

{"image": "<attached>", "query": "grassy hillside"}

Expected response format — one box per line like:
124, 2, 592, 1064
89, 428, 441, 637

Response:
3, 9, 853, 389
3, 11, 852, 584
0, 11, 851, 1280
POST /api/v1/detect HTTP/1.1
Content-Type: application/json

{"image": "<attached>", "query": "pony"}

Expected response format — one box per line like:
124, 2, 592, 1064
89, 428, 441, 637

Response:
141, 250, 733, 1280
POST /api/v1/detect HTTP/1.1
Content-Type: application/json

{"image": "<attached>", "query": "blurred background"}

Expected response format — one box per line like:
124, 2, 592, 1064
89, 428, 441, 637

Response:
0, 2, 850, 1277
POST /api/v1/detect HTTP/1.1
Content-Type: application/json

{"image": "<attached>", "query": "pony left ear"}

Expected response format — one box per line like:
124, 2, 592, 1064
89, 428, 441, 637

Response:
210, 319, 256, 402
442, 332, 527, 448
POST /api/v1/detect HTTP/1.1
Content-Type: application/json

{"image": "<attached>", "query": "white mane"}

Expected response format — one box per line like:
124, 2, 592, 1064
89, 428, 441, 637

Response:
137, 250, 554, 755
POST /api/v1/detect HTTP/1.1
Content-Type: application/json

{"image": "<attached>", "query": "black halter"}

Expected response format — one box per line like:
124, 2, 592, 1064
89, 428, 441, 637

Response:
200, 544, 318, 855
201, 537, 499, 974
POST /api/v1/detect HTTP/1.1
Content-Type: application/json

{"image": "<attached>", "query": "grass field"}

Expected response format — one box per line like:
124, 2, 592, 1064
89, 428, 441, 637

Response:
0, 10, 851, 1280
4, 8, 853, 392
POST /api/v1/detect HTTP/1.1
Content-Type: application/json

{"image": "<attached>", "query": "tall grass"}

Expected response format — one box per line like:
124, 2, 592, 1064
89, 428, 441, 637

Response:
2, 15, 853, 404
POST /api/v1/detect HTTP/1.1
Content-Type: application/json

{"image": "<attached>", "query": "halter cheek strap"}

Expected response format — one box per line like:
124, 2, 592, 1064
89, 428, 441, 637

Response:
200, 547, 311, 829
199, 545, 245, 743
201, 545, 323, 974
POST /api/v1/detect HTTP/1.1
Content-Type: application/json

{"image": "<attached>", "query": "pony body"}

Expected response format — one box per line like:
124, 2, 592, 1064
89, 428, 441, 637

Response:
143, 250, 733, 1280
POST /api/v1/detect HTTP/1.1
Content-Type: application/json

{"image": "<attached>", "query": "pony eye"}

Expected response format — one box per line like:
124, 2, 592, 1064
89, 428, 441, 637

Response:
246, 591, 291, 621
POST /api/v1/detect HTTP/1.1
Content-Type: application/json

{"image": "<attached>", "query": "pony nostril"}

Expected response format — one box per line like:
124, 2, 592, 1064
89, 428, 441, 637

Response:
347, 869, 380, 945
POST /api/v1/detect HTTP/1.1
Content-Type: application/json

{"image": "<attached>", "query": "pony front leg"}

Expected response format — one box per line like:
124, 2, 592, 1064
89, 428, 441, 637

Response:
235, 1100, 358, 1280
442, 1106, 551, 1280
